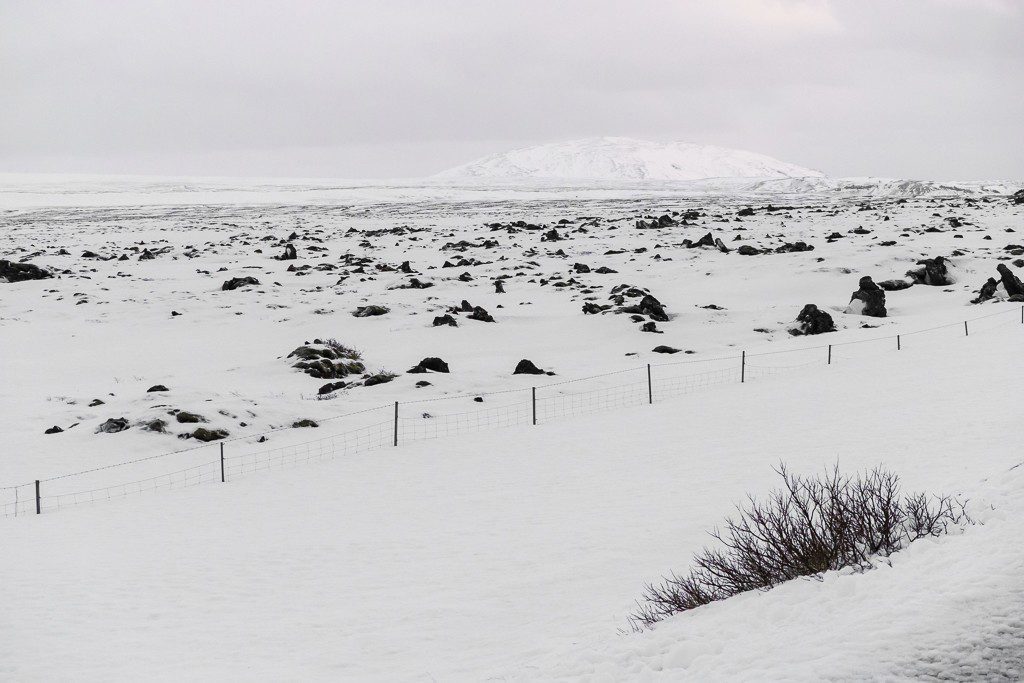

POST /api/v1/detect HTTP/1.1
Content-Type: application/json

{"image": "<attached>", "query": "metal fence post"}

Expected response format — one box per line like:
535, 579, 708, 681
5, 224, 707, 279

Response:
35, 479, 40, 515
741, 351, 746, 383
647, 364, 653, 404
531, 387, 537, 425
393, 401, 399, 447
220, 442, 225, 483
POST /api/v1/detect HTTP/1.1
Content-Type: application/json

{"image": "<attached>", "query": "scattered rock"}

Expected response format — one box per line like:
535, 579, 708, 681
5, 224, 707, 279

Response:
175, 411, 206, 424
96, 417, 130, 434
408, 357, 450, 374
147, 384, 170, 393
292, 419, 319, 428
221, 276, 260, 291
652, 345, 681, 354
142, 418, 168, 433
44, 425, 63, 434
353, 305, 389, 317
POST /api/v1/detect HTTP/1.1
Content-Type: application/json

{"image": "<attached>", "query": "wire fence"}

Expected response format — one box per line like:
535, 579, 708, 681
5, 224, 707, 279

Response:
3, 304, 1022, 519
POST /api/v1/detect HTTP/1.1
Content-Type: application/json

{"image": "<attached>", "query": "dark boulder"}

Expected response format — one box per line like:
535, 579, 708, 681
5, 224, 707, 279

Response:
221, 276, 260, 291
737, 245, 760, 256
972, 278, 999, 304
846, 276, 887, 317
44, 425, 63, 434
192, 427, 229, 442
1012, 189, 1024, 205
292, 419, 319, 428
408, 357, 450, 374
318, 381, 348, 395
640, 321, 661, 333
792, 304, 836, 336
432, 314, 458, 327
512, 359, 546, 375
147, 384, 170, 393
276, 244, 297, 260
175, 411, 206, 424
0, 260, 53, 283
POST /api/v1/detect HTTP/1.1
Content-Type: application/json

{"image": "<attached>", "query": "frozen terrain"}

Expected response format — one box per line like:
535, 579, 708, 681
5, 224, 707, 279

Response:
433, 137, 824, 181
2, 175, 1023, 680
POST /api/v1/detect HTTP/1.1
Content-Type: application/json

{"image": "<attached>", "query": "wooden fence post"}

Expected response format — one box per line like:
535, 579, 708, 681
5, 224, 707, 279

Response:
647, 364, 653, 404
393, 402, 399, 447
220, 442, 225, 483
35, 480, 40, 515
531, 387, 537, 425
741, 351, 746, 383
827, 344, 832, 365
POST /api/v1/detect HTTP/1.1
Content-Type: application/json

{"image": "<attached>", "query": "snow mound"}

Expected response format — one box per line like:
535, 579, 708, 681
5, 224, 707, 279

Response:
433, 137, 825, 181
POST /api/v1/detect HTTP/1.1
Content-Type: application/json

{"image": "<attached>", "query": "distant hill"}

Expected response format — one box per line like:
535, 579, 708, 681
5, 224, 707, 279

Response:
432, 137, 825, 181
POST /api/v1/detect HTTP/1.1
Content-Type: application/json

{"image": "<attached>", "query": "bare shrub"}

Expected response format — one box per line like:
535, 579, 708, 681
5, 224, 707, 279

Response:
632, 464, 970, 628
324, 339, 362, 361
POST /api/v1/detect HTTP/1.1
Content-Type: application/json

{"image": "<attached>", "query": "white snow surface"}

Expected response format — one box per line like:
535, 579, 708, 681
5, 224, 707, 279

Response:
2, 178, 1024, 680
433, 137, 826, 181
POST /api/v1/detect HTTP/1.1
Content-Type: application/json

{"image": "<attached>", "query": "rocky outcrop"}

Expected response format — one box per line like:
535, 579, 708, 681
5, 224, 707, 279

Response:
906, 257, 954, 286
288, 343, 365, 379
0, 260, 53, 283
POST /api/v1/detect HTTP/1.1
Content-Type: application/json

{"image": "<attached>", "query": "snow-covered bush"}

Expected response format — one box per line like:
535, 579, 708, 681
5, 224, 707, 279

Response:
632, 464, 969, 627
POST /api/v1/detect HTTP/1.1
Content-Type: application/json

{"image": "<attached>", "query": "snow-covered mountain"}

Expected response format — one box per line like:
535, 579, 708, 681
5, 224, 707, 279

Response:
433, 137, 825, 181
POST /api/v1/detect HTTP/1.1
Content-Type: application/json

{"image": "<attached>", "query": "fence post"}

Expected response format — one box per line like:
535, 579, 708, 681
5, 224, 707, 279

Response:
531, 387, 537, 426
647, 364, 653, 404
827, 344, 832, 365
741, 351, 746, 383
897, 334, 901, 351
393, 401, 399, 447
35, 479, 40, 515
220, 442, 225, 483
964, 320, 968, 337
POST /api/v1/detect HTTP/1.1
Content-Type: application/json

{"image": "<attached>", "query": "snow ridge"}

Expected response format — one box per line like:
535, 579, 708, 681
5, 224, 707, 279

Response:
433, 137, 825, 181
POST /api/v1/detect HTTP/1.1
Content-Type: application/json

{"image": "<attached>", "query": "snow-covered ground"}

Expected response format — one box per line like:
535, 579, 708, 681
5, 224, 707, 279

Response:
2, 177, 1023, 679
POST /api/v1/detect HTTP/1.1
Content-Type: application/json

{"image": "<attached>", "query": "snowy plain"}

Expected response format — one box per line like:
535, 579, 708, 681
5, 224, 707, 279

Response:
1, 175, 1023, 680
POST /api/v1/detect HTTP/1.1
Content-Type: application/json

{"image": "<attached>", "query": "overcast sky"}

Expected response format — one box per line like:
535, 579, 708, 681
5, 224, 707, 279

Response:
2, 0, 1021, 180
